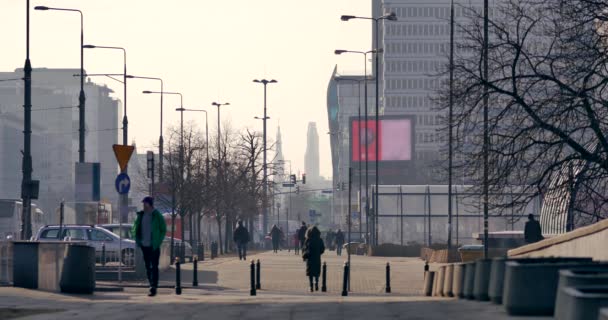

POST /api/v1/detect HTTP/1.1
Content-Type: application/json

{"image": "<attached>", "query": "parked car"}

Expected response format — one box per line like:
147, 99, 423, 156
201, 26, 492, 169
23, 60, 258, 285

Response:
98, 224, 193, 261
35, 225, 137, 266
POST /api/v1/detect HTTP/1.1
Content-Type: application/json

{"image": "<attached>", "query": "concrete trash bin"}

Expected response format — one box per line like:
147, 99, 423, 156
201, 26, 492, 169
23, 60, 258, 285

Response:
435, 266, 446, 296
463, 261, 476, 300
453, 263, 465, 298
60, 244, 95, 294
488, 257, 507, 304
12, 241, 39, 289
474, 259, 492, 301
443, 264, 454, 297
554, 268, 608, 317
503, 258, 595, 316
556, 286, 608, 320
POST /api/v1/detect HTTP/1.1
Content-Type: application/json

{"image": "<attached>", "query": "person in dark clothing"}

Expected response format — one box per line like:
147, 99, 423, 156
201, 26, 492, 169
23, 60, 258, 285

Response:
335, 229, 345, 256
132, 197, 167, 297
270, 224, 282, 253
325, 229, 335, 251
524, 214, 544, 243
293, 232, 300, 255
297, 222, 307, 250
233, 220, 250, 260
302, 226, 325, 292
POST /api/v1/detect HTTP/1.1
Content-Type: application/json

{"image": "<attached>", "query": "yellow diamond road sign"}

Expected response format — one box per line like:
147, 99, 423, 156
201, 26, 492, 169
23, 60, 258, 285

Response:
112, 144, 135, 173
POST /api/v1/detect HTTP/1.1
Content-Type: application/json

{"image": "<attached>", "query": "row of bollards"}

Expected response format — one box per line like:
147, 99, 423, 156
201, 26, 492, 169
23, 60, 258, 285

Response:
322, 262, 327, 292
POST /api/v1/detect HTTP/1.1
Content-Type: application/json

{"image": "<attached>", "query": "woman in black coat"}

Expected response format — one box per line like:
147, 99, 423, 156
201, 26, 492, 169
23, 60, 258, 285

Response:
302, 226, 325, 292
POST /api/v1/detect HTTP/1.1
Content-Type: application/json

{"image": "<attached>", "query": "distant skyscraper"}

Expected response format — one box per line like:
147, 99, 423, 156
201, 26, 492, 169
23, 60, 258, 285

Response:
305, 122, 320, 182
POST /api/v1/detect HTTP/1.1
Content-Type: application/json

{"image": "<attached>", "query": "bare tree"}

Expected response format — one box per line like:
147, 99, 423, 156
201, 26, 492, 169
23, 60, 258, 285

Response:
435, 0, 608, 228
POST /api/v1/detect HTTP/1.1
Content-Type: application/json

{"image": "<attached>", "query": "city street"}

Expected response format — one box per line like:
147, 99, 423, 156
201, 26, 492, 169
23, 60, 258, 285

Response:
0, 251, 549, 320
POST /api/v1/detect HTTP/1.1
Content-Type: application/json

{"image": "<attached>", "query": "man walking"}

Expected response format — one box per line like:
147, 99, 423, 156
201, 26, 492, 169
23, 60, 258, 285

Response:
297, 221, 307, 251
335, 229, 345, 256
132, 197, 167, 297
524, 214, 544, 244
233, 220, 250, 260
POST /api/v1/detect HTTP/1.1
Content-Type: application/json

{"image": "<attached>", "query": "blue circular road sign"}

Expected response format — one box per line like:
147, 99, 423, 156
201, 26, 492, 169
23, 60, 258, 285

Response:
115, 173, 131, 194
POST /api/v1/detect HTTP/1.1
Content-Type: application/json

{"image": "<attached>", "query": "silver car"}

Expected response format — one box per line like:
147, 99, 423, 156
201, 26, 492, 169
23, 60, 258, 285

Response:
35, 225, 136, 266
98, 224, 193, 261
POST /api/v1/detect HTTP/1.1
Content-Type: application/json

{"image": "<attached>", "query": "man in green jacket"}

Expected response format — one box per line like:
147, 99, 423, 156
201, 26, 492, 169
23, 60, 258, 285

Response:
132, 196, 167, 296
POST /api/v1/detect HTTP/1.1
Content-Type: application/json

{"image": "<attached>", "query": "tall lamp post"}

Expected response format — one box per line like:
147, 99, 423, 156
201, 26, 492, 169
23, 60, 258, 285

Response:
341, 12, 397, 245
212, 101, 230, 253
21, 0, 34, 240
253, 79, 278, 236
130, 77, 164, 182
482, 0, 490, 259
178, 107, 210, 248
146, 91, 182, 261
335, 50, 376, 241
35, 5, 86, 163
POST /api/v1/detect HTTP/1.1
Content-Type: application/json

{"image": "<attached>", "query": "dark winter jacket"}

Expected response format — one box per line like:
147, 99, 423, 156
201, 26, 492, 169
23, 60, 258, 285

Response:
270, 226, 282, 242
335, 231, 345, 245
233, 225, 250, 244
302, 227, 325, 277
524, 220, 543, 243
297, 226, 307, 242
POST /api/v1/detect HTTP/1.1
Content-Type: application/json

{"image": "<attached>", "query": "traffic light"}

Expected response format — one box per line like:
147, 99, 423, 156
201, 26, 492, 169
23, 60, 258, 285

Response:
302, 173, 306, 184
290, 174, 296, 184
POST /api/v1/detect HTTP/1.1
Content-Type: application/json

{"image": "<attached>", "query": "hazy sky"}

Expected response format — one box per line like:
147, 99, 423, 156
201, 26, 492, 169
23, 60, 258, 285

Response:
1, 0, 373, 178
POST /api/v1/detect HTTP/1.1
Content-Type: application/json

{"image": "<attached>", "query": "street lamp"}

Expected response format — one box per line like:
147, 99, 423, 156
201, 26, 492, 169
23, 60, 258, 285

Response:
341, 11, 397, 245
21, 0, 35, 240
130, 76, 164, 182
35, 5, 86, 163
335, 49, 377, 242
253, 79, 278, 236
212, 101, 230, 253
146, 90, 182, 261
178, 107, 210, 248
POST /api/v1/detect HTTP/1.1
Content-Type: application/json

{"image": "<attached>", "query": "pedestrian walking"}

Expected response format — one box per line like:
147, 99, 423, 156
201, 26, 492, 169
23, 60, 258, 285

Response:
302, 226, 325, 292
293, 232, 300, 255
270, 224, 282, 253
132, 196, 167, 297
233, 220, 250, 260
297, 221, 307, 250
524, 214, 544, 244
326, 229, 335, 251
335, 229, 345, 256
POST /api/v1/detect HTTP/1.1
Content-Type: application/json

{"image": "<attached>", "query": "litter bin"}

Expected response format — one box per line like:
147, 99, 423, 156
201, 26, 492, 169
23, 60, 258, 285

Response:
13, 241, 39, 289
60, 244, 95, 294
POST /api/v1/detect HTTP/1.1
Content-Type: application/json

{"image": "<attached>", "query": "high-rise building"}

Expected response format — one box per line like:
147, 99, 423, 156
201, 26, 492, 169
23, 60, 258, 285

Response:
304, 122, 320, 183
0, 68, 120, 223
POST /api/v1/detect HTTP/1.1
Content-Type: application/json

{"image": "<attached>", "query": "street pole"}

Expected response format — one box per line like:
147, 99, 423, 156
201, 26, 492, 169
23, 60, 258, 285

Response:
447, 0, 455, 252
347, 167, 352, 290
135, 78, 164, 182
374, 18, 380, 246
483, 0, 490, 259
253, 79, 277, 236
22, 0, 33, 240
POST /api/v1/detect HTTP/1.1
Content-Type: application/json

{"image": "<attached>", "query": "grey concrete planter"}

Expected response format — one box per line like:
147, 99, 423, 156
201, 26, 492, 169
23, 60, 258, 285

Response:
453, 263, 465, 298
473, 259, 492, 301
443, 264, 454, 297
423, 271, 435, 296
554, 268, 608, 317
555, 286, 608, 320
463, 261, 476, 300
503, 259, 595, 316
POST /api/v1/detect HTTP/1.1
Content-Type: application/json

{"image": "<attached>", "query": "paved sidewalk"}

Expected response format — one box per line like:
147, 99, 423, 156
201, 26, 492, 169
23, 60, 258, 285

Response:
0, 251, 551, 319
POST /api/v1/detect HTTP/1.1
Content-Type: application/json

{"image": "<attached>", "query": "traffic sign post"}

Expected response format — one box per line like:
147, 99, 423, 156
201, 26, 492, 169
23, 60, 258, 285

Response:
112, 144, 134, 283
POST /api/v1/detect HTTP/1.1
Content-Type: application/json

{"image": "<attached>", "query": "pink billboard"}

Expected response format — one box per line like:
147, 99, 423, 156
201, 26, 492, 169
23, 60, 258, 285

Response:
351, 117, 413, 162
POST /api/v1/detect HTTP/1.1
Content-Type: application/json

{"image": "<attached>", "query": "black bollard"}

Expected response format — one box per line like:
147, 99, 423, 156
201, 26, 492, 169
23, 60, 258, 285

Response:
322, 261, 327, 292
101, 243, 106, 267
192, 256, 199, 287
256, 259, 261, 290
175, 258, 182, 295
250, 260, 256, 296
386, 262, 391, 293
341, 262, 349, 297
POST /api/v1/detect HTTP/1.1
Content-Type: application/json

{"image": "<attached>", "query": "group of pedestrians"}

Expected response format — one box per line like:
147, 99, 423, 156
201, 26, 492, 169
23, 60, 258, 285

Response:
324, 229, 345, 256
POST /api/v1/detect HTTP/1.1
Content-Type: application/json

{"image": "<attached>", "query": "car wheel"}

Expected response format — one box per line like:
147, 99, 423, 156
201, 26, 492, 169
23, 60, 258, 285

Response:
121, 248, 135, 267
